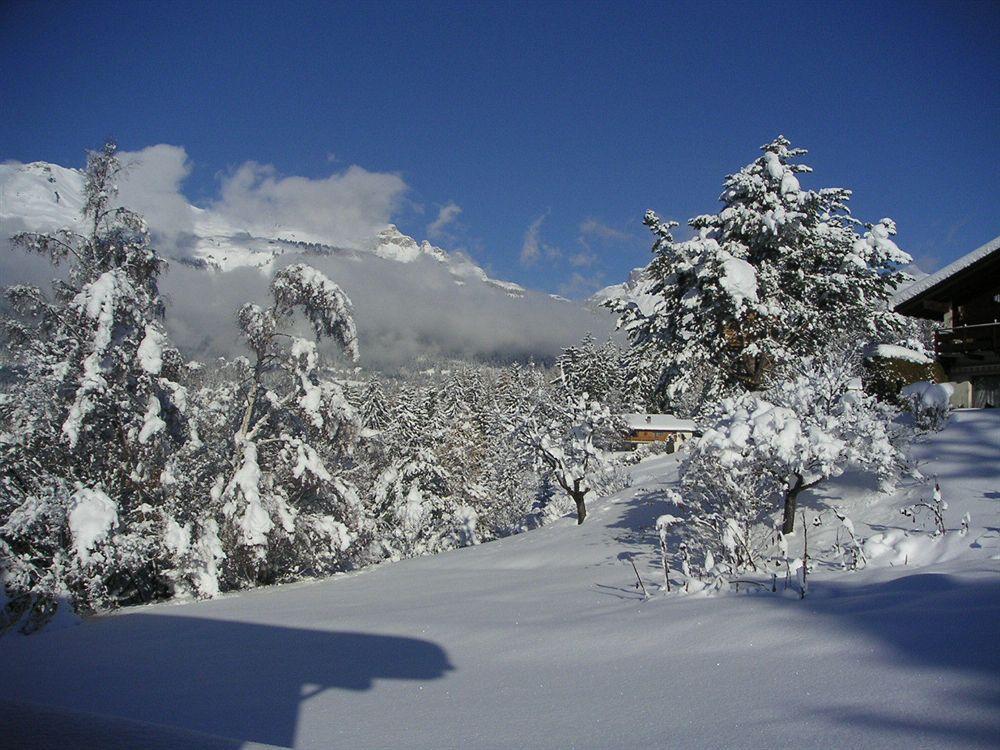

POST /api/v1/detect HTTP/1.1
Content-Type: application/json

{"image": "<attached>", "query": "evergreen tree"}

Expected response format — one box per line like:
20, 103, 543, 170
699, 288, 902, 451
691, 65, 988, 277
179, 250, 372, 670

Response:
1, 142, 188, 629
179, 263, 365, 590
607, 136, 918, 414
370, 447, 477, 559
360, 378, 393, 432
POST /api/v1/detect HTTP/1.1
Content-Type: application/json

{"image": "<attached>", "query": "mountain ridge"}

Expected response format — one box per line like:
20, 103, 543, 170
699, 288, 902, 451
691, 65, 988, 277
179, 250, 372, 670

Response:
0, 159, 610, 368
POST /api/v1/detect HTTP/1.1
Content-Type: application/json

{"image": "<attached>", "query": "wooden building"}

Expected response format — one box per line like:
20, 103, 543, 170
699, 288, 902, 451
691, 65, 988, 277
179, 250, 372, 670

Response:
620, 413, 698, 451
894, 235, 1000, 408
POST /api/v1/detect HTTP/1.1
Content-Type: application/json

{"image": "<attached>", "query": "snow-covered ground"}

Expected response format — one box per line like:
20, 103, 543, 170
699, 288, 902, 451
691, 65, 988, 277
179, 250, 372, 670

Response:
3, 411, 998, 749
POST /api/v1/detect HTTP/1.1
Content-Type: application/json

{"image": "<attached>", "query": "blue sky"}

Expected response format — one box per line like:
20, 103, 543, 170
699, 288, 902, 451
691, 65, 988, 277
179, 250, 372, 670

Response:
2, 0, 997, 296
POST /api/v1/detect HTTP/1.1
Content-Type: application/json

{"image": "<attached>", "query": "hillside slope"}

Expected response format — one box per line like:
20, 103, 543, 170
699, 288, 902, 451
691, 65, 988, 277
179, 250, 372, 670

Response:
2, 411, 998, 749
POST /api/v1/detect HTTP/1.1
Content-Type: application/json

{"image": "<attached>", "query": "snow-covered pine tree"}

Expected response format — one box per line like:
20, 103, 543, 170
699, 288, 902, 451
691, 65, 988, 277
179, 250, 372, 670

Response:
359, 377, 393, 432
391, 383, 426, 450
607, 136, 919, 414
553, 337, 585, 398
370, 446, 477, 559
618, 344, 661, 412
194, 263, 365, 589
1, 142, 188, 629
553, 332, 624, 409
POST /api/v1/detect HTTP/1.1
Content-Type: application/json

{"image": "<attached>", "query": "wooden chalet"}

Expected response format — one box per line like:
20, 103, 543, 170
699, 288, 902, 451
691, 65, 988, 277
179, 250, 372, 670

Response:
894, 235, 1000, 408
620, 413, 699, 451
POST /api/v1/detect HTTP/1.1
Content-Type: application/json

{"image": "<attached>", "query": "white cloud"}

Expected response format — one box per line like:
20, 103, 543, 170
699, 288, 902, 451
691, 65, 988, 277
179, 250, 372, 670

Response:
111, 146, 410, 253
579, 217, 636, 244
213, 161, 408, 248
152, 248, 614, 369
521, 212, 563, 266
117, 145, 195, 239
427, 202, 462, 240
558, 270, 606, 299
520, 214, 545, 266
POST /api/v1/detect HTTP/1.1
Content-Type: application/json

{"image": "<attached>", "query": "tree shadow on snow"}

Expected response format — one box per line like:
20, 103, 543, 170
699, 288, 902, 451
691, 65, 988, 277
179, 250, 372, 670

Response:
762, 572, 1000, 745
1, 614, 454, 748
608, 488, 677, 547
908, 411, 1000, 482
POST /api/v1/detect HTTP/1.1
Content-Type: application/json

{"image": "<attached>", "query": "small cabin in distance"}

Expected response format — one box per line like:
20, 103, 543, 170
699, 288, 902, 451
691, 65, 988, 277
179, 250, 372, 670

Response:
894, 235, 1000, 408
620, 413, 699, 452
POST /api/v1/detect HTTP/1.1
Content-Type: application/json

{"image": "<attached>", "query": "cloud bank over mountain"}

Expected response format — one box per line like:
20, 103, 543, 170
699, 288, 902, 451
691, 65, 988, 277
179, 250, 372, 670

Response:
0, 152, 613, 370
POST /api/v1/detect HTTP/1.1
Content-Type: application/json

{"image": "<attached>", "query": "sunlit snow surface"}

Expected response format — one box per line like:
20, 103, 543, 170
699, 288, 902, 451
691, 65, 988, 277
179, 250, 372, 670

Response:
2, 411, 998, 749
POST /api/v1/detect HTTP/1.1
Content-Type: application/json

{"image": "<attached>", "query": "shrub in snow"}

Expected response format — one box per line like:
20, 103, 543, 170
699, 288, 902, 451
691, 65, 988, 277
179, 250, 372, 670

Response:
1, 143, 187, 630
832, 512, 867, 570
807, 508, 868, 571
655, 514, 681, 591
900, 482, 947, 536
606, 135, 921, 414
669, 353, 905, 578
901, 380, 954, 432
862, 345, 943, 404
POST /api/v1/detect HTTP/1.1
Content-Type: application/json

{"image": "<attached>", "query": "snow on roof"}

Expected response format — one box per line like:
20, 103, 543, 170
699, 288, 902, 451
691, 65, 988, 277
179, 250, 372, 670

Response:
867, 344, 933, 365
894, 234, 1000, 306
621, 413, 697, 432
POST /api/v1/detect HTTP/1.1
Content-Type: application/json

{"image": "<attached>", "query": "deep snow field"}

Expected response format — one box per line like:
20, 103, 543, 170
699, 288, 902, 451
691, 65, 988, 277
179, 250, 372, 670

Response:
2, 410, 998, 750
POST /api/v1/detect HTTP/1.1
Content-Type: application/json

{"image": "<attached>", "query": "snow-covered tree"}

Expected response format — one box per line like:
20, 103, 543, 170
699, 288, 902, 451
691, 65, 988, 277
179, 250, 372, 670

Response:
675, 351, 905, 573
1, 142, 188, 629
359, 377, 393, 432
175, 263, 365, 590
370, 447, 477, 559
607, 136, 919, 414
553, 333, 626, 409
514, 394, 629, 524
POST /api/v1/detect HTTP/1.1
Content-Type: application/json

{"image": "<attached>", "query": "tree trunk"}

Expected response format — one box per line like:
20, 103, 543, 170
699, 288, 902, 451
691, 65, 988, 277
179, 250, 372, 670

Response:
781, 473, 804, 535
571, 490, 587, 524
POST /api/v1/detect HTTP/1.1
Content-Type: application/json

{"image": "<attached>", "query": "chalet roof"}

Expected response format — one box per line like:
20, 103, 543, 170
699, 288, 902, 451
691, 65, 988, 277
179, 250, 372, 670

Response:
621, 413, 697, 432
894, 235, 1000, 316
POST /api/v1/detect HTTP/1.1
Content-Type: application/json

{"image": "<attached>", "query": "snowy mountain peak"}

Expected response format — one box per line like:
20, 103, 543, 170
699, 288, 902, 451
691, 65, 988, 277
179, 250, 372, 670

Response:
1, 157, 605, 366
371, 224, 448, 264
588, 266, 660, 316
0, 160, 518, 293
590, 266, 647, 305
0, 160, 86, 233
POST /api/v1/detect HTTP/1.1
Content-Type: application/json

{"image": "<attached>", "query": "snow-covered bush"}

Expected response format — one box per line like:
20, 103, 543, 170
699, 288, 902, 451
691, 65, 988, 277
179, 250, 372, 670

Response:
862, 345, 943, 404
669, 353, 905, 578
901, 380, 954, 431
607, 136, 921, 414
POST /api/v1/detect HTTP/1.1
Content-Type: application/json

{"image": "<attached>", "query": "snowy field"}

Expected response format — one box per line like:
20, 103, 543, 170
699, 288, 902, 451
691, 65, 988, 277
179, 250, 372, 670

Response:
2, 410, 998, 750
